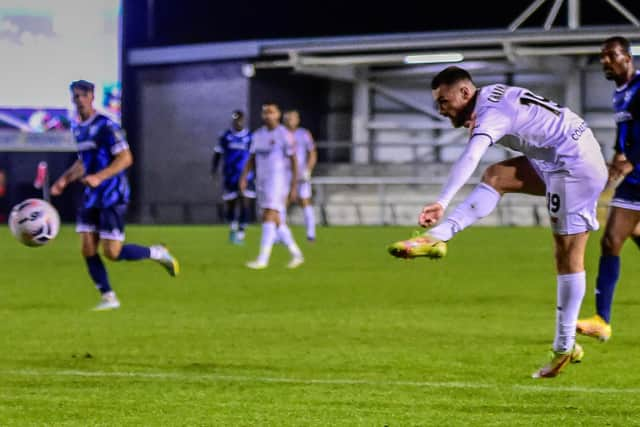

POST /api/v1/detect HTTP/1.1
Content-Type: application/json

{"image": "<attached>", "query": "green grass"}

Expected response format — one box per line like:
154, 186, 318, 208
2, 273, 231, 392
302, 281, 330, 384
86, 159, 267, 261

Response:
1, 225, 640, 426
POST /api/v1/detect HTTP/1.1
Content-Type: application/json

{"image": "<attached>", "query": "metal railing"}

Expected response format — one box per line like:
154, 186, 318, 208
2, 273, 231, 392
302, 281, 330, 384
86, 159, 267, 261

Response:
306, 176, 556, 226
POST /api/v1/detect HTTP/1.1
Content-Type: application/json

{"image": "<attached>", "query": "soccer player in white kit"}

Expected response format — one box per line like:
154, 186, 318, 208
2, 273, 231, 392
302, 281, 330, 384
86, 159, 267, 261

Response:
283, 110, 318, 241
240, 103, 304, 269
388, 66, 608, 378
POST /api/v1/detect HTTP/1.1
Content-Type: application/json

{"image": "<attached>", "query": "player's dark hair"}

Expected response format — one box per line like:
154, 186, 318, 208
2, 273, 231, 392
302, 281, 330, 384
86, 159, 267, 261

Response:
431, 66, 473, 89
262, 102, 280, 110
603, 36, 631, 55
70, 79, 95, 92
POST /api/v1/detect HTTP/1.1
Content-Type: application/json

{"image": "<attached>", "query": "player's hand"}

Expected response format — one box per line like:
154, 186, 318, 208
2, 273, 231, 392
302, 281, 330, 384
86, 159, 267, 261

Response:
609, 159, 633, 180
50, 179, 66, 196
82, 174, 103, 188
418, 202, 445, 227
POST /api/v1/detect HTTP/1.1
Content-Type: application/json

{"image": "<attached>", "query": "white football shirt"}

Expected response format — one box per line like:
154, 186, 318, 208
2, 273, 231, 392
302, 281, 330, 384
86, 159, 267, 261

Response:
250, 124, 295, 189
292, 127, 315, 178
472, 84, 589, 171
436, 84, 601, 208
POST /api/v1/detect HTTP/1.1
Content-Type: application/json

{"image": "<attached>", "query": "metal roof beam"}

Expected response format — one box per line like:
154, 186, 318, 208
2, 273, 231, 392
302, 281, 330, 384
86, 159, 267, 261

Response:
261, 26, 639, 56
605, 0, 640, 26
509, 0, 548, 31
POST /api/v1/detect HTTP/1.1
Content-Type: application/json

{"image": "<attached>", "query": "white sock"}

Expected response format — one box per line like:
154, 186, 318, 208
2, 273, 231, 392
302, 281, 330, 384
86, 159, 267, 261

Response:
149, 246, 163, 260
277, 224, 303, 258
257, 222, 277, 264
103, 291, 118, 301
429, 183, 501, 241
553, 271, 586, 353
303, 205, 316, 239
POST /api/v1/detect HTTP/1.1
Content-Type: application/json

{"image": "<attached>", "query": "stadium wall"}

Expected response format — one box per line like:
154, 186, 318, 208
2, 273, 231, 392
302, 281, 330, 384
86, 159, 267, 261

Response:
134, 61, 250, 223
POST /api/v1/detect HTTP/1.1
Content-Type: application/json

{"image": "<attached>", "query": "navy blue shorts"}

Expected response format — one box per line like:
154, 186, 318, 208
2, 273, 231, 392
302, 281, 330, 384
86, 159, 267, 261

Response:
76, 204, 127, 241
222, 178, 256, 201
611, 180, 640, 211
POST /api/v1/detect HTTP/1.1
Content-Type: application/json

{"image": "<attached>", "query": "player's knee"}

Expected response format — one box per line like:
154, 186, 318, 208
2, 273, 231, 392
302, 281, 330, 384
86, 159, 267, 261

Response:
600, 233, 623, 255
102, 246, 121, 261
480, 165, 503, 190
81, 246, 97, 257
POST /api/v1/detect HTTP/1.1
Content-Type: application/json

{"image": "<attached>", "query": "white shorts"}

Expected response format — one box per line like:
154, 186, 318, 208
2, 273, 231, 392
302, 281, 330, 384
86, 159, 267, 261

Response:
530, 152, 607, 235
256, 180, 287, 213
297, 181, 312, 200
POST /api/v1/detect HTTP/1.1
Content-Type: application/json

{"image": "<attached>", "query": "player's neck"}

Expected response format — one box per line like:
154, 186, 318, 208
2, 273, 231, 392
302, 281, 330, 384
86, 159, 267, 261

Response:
462, 90, 479, 127
265, 123, 279, 131
617, 67, 637, 87
79, 108, 96, 122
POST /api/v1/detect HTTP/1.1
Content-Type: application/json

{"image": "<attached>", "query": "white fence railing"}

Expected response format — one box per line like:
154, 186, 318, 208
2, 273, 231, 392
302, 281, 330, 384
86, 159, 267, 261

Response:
306, 176, 552, 227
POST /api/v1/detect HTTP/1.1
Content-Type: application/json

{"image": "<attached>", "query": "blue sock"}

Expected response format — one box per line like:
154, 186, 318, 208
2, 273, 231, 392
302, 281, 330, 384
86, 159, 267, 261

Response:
226, 204, 236, 224
117, 244, 151, 261
595, 255, 620, 323
239, 205, 250, 230
85, 254, 112, 294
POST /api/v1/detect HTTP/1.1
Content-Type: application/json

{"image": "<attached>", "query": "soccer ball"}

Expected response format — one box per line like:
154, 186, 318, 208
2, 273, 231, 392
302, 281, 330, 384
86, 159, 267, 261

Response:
8, 198, 60, 247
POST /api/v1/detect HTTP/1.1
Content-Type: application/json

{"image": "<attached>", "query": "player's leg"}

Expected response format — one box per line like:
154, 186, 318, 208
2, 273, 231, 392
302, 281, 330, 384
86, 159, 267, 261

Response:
100, 204, 179, 276
226, 198, 240, 243
630, 222, 640, 249
221, 185, 239, 243
577, 206, 640, 339
275, 204, 304, 268
299, 181, 316, 242
534, 162, 606, 378
429, 156, 545, 241
237, 184, 256, 244
247, 207, 280, 269
240, 180, 256, 239
389, 157, 544, 259
81, 230, 120, 310
77, 207, 118, 310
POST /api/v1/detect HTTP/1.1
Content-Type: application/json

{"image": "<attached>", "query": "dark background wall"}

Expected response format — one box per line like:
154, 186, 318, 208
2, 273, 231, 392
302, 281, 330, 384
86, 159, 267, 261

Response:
134, 61, 250, 223
249, 70, 330, 139
0, 153, 81, 222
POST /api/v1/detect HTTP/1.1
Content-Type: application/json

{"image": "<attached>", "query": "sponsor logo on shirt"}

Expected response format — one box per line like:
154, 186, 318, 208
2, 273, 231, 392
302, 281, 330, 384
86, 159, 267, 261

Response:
570, 121, 588, 141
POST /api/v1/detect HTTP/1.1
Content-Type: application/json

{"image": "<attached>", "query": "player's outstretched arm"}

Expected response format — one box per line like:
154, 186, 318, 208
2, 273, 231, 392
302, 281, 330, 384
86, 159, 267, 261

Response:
50, 159, 85, 196
419, 135, 492, 226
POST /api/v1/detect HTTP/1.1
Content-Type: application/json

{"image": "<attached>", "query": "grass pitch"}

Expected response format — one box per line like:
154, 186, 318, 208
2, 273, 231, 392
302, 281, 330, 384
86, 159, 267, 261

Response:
1, 225, 640, 426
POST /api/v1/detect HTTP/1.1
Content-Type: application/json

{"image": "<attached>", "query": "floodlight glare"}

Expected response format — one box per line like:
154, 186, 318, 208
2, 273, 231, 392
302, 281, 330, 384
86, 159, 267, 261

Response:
403, 53, 464, 64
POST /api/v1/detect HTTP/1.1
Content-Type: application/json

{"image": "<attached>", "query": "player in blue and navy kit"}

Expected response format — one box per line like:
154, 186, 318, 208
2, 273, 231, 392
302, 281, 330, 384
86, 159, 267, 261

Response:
51, 79, 179, 311
578, 36, 640, 341
211, 110, 255, 244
